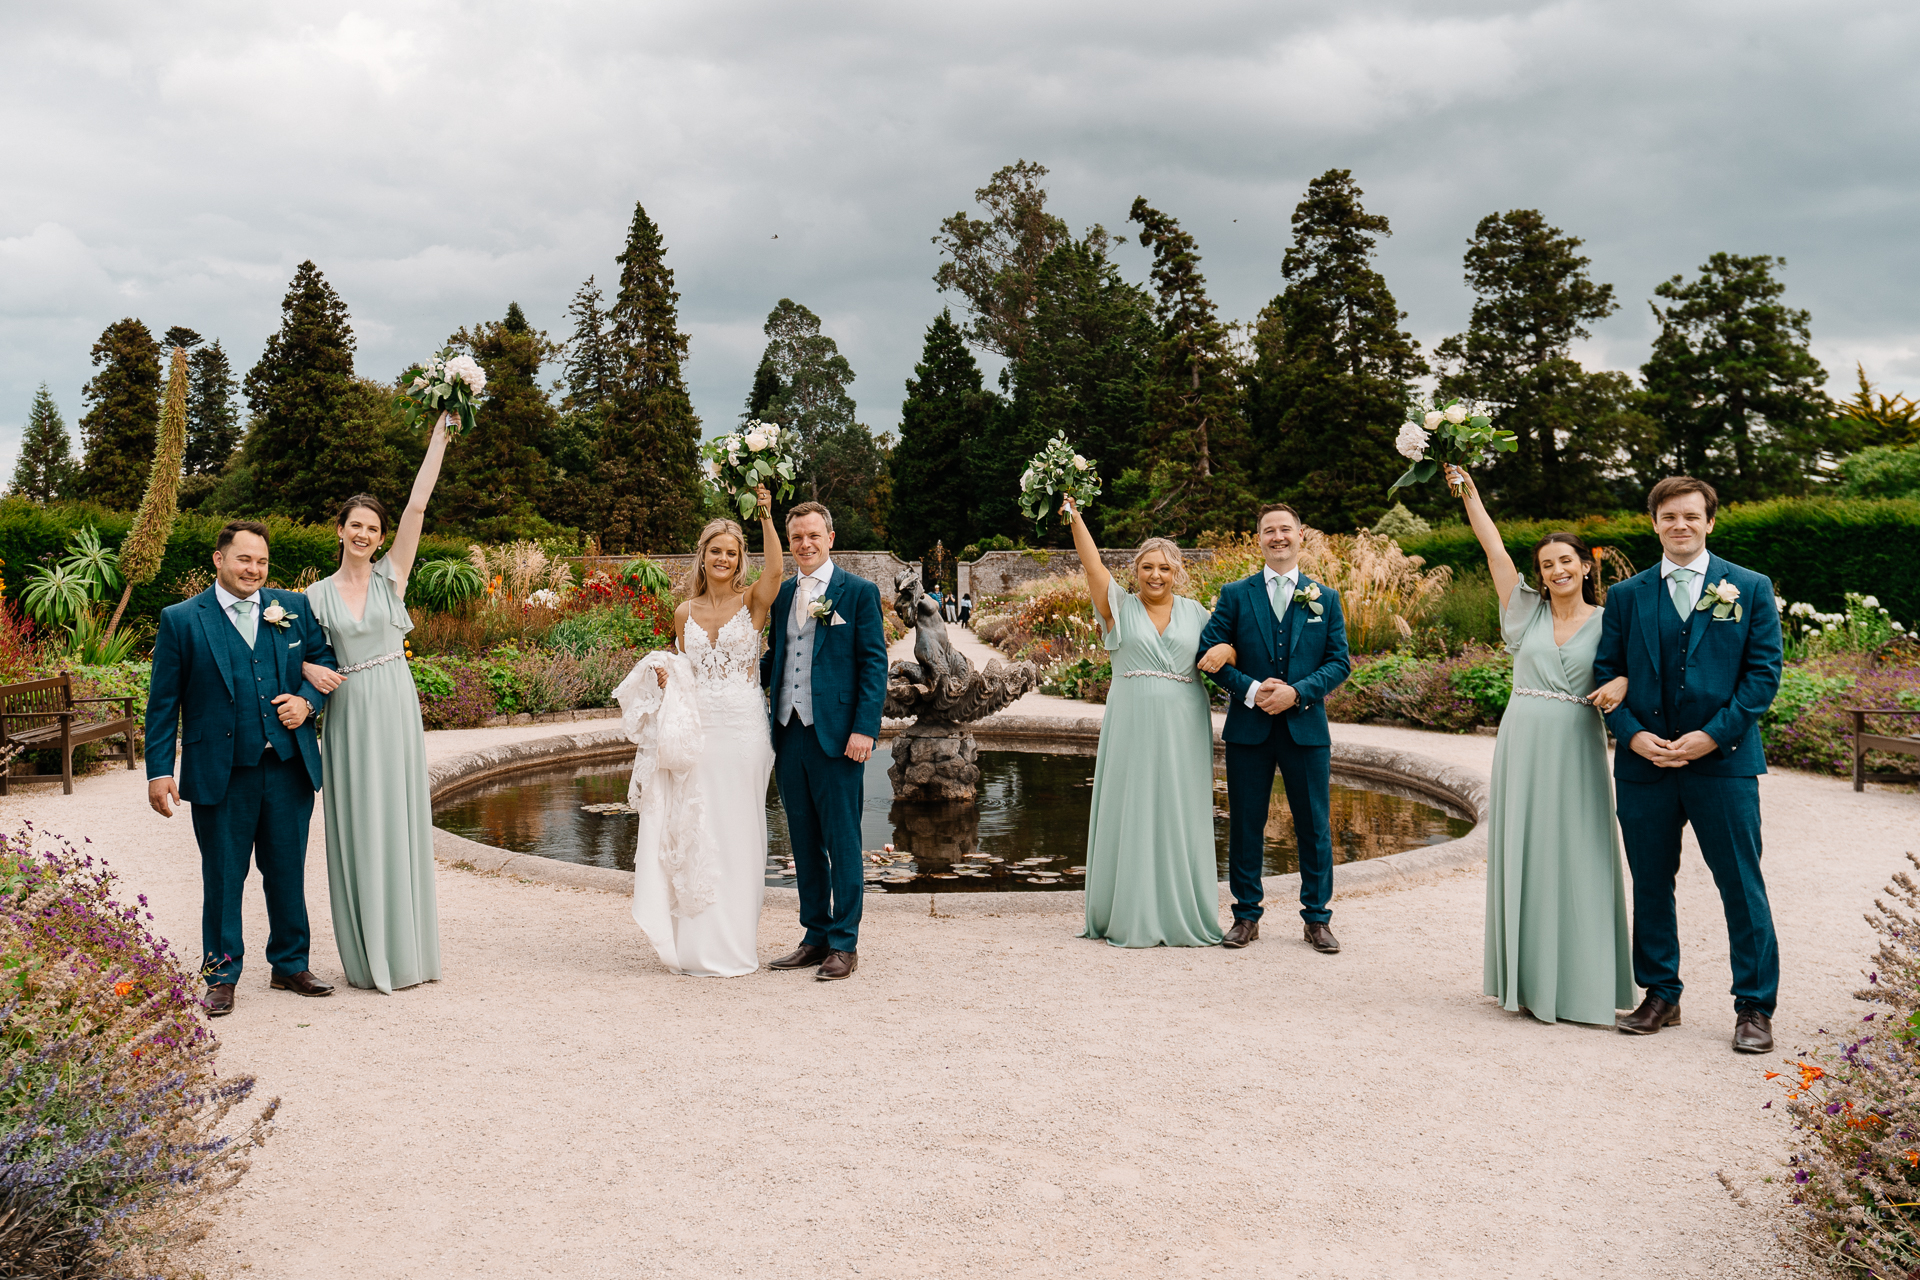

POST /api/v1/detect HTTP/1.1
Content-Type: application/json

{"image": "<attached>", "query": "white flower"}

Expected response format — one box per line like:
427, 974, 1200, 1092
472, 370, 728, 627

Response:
1788, 601, 1813, 617
527, 589, 561, 608
1862, 595, 1880, 609
444, 354, 487, 395
1072, 455, 1089, 471
1302, 583, 1321, 601
1020, 469, 1035, 489
1395, 422, 1430, 461
408, 375, 428, 393
1712, 581, 1740, 605
261, 603, 288, 626
1443, 402, 1468, 424
744, 429, 770, 452
1423, 410, 1444, 430
1896, 622, 1908, 633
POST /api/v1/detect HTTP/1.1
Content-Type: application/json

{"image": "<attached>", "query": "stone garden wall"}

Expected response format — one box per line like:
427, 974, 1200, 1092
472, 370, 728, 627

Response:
566, 551, 920, 603
958, 548, 1215, 599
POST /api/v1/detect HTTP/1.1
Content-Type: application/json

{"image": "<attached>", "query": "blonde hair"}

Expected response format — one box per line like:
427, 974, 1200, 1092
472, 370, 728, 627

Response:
691, 519, 747, 600
1130, 537, 1188, 590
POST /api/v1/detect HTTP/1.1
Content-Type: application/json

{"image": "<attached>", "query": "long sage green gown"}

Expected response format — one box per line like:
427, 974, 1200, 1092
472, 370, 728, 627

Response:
1081, 581, 1224, 948
1484, 586, 1633, 1024
309, 557, 441, 993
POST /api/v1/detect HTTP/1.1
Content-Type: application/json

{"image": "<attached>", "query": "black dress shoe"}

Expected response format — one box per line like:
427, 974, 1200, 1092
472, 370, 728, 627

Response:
1733, 1009, 1774, 1054
1616, 994, 1680, 1035
1303, 922, 1340, 954
816, 951, 858, 981
205, 983, 235, 1017
270, 970, 334, 997
769, 943, 830, 970
1222, 920, 1260, 949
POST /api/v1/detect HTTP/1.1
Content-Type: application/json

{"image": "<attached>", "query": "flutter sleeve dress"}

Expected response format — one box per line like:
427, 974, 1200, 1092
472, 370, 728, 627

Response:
1482, 585, 1633, 1024
309, 557, 441, 993
1080, 581, 1224, 948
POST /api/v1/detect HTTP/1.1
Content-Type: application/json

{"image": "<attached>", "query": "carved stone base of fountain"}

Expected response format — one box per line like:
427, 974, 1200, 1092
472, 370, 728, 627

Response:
886, 722, 981, 803
885, 798, 981, 863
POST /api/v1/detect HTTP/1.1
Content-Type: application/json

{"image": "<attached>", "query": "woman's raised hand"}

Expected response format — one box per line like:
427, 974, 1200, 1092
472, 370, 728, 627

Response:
303, 662, 346, 694
1197, 643, 1237, 674
1061, 494, 1080, 521
755, 484, 772, 518
1443, 464, 1476, 499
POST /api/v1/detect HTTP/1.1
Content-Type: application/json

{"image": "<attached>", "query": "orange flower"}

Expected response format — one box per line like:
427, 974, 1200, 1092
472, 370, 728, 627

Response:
114, 980, 134, 997
1906, 1152, 1918, 1167
1765, 1071, 1781, 1080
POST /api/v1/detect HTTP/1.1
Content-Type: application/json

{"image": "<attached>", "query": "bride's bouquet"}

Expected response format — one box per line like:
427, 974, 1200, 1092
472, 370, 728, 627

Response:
1390, 396, 1517, 497
702, 419, 797, 519
397, 347, 487, 440
1018, 431, 1101, 532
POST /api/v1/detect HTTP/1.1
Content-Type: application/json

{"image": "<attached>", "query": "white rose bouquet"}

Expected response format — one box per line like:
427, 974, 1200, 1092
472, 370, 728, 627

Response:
397, 346, 487, 440
1390, 396, 1518, 497
702, 418, 797, 519
1018, 431, 1101, 532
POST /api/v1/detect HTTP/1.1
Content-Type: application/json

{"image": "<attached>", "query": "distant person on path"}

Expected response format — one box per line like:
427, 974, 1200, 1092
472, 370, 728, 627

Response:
1593, 476, 1784, 1054
959, 593, 972, 626
300, 415, 453, 993
1065, 495, 1224, 948
761, 502, 890, 981
928, 586, 945, 623
145, 520, 339, 1017
1446, 464, 1633, 1025
1194, 504, 1351, 953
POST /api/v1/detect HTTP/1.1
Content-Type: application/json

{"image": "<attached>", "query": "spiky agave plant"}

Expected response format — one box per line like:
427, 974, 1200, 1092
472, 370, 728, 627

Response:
105, 346, 188, 640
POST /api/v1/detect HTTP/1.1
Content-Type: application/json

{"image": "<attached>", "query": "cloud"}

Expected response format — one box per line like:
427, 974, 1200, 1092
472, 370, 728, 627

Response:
0, 0, 1916, 490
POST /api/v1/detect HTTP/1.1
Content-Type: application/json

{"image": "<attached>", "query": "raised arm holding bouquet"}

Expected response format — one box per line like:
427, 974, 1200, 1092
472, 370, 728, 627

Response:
397, 348, 487, 440
703, 420, 797, 520
1391, 397, 1517, 497
1019, 432, 1101, 535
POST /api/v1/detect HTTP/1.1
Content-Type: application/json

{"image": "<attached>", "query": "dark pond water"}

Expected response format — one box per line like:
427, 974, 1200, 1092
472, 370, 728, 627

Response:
433, 745, 1473, 893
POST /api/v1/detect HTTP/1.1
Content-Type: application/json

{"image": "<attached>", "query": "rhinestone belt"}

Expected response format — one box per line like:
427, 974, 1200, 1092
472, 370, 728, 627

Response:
1121, 670, 1194, 683
339, 648, 406, 674
1512, 686, 1594, 707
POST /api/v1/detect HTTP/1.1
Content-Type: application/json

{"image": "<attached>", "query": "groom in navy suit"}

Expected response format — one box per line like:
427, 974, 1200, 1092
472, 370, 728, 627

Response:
762, 502, 890, 981
1196, 504, 1352, 953
145, 521, 339, 1017
1594, 477, 1783, 1054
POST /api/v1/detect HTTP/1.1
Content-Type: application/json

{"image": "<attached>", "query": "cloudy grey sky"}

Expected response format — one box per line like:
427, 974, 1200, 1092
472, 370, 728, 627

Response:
3, 1, 1916, 481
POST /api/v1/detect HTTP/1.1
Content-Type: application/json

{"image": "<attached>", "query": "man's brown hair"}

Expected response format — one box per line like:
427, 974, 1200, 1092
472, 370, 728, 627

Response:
215, 520, 270, 554
1646, 476, 1719, 521
1256, 502, 1302, 529
785, 501, 834, 533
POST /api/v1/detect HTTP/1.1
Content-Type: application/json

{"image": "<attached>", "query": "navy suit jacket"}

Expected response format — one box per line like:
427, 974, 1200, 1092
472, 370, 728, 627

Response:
1592, 553, 1782, 782
1197, 570, 1352, 748
145, 587, 336, 805
760, 564, 889, 757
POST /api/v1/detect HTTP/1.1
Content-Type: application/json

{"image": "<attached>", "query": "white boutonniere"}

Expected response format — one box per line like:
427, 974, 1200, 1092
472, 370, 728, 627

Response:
808, 596, 835, 621
1694, 578, 1742, 622
1293, 583, 1325, 617
261, 602, 295, 629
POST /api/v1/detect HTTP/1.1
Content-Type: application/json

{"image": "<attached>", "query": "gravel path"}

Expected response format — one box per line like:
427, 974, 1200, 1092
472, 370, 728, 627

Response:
6, 657, 1910, 1277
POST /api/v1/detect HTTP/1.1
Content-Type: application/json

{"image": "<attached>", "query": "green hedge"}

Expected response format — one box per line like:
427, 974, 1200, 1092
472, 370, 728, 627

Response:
1398, 497, 1920, 623
0, 499, 470, 640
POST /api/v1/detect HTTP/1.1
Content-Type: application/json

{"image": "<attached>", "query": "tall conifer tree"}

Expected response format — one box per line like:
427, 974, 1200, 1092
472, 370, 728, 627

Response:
753, 299, 890, 546
1254, 170, 1427, 531
890, 310, 996, 557
443, 302, 558, 534
74, 318, 162, 510
184, 339, 241, 476
12, 384, 75, 501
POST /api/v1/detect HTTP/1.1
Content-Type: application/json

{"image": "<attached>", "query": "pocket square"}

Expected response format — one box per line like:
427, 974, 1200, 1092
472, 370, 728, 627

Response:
1307, 617, 1323, 624
288, 641, 300, 648
829, 613, 846, 625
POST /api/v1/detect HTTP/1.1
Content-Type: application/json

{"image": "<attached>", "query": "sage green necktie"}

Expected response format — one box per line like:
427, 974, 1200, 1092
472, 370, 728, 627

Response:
1667, 568, 1695, 621
231, 598, 257, 646
1270, 574, 1290, 626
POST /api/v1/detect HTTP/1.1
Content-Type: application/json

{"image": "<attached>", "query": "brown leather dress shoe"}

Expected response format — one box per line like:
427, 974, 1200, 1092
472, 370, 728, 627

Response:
1222, 920, 1260, 949
1733, 1009, 1774, 1054
270, 970, 335, 997
1303, 922, 1340, 954
769, 943, 830, 970
205, 983, 236, 1017
816, 951, 858, 981
1615, 994, 1681, 1035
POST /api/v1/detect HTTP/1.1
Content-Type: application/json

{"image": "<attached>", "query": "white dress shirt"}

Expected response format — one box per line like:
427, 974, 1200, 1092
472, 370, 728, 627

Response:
213, 579, 263, 640
1245, 565, 1300, 709
1659, 549, 1711, 612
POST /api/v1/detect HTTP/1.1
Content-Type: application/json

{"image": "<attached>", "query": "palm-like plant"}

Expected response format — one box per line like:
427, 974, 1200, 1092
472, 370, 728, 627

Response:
619, 557, 672, 598
410, 558, 484, 612
60, 525, 121, 601
20, 562, 96, 627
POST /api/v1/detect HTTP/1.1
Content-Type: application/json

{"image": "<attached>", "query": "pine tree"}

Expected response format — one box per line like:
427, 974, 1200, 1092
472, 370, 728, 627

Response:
932, 160, 1072, 364
1640, 253, 1832, 499
12, 384, 75, 501
590, 203, 703, 553
743, 360, 784, 423
890, 310, 997, 557
1107, 199, 1254, 542
74, 318, 163, 510
1254, 169, 1428, 532
1434, 210, 1640, 517
107, 345, 189, 638
754, 299, 890, 546
183, 339, 240, 476
442, 302, 558, 535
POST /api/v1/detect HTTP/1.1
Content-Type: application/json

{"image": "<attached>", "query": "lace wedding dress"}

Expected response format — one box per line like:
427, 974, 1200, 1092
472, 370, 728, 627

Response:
616, 607, 773, 977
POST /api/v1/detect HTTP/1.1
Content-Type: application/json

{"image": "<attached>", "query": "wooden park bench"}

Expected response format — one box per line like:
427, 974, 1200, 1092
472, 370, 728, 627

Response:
0, 673, 138, 796
1849, 707, 1920, 792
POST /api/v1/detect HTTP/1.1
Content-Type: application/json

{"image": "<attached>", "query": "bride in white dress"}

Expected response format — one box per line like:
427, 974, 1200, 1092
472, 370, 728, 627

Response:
614, 487, 783, 977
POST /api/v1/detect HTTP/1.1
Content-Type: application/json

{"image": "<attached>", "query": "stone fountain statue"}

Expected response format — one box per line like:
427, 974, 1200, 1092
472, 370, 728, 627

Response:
883, 567, 1038, 804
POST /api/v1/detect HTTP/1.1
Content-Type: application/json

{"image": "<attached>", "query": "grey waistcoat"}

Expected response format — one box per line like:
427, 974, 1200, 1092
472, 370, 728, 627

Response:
776, 579, 819, 727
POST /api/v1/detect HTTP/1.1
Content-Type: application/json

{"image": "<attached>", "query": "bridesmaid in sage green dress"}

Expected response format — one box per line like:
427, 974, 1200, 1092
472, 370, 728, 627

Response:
302, 416, 451, 992
1447, 464, 1635, 1025
1062, 496, 1225, 949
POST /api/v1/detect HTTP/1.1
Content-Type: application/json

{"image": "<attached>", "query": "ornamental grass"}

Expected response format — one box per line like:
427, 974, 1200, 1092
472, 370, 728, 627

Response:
1774, 853, 1920, 1276
1, 824, 274, 1277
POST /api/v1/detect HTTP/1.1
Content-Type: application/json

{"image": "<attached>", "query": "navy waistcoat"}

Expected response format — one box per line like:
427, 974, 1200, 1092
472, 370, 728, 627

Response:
1656, 589, 1698, 724
218, 611, 295, 765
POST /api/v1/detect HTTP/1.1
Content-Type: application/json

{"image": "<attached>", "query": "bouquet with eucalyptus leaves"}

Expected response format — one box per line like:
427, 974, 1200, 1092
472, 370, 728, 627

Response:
702, 419, 797, 519
1018, 432, 1102, 532
397, 347, 487, 440
1390, 397, 1517, 497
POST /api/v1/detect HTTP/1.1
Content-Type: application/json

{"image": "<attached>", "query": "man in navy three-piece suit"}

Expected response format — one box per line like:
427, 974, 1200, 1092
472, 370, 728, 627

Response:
1594, 476, 1784, 1054
145, 521, 340, 1017
1196, 503, 1353, 954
